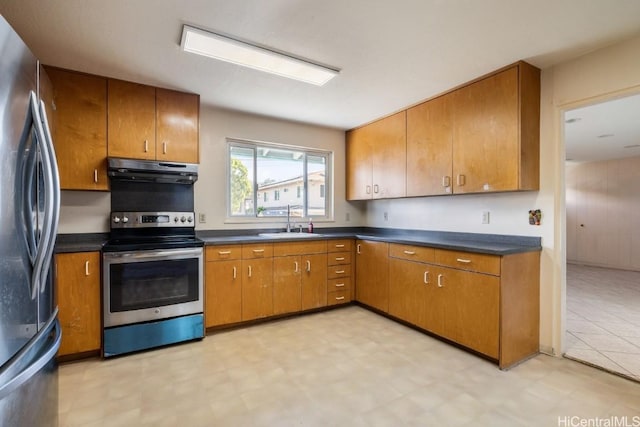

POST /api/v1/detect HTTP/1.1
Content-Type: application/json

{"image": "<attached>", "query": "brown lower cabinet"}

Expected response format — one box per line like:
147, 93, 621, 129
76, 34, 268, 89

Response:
241, 258, 273, 321
355, 240, 389, 312
55, 252, 101, 356
362, 241, 539, 369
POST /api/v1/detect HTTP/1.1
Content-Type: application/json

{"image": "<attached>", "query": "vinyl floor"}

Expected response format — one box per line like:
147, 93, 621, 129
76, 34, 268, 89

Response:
59, 305, 640, 426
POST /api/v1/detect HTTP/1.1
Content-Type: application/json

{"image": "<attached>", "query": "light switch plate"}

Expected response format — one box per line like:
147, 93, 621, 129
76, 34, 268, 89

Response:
482, 211, 490, 224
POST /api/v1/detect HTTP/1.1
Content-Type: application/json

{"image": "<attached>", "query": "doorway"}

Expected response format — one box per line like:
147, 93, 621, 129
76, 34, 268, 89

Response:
563, 93, 640, 381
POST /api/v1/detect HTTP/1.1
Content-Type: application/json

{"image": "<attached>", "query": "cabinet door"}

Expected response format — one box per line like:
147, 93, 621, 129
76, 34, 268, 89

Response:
55, 252, 101, 356
355, 240, 389, 312
46, 68, 108, 190
301, 254, 327, 310
370, 111, 407, 198
241, 258, 273, 321
388, 258, 426, 326
440, 267, 500, 358
156, 88, 199, 163
346, 126, 373, 200
205, 260, 242, 327
273, 256, 301, 315
452, 67, 519, 193
108, 79, 156, 160
406, 95, 453, 196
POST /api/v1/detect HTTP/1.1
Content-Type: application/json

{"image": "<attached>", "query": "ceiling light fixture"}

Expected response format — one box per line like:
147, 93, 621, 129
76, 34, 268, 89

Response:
180, 25, 339, 86
565, 117, 582, 124
597, 133, 615, 138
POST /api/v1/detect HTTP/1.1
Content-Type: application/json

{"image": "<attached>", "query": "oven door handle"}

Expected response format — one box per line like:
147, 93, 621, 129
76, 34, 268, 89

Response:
104, 248, 203, 260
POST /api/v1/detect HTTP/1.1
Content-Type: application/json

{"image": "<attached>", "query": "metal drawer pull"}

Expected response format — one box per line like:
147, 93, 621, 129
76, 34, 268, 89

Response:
366, 185, 371, 194
423, 271, 429, 284
457, 174, 465, 186
335, 296, 345, 301
437, 274, 444, 288
218, 250, 231, 255
357, 244, 361, 254
374, 184, 379, 193
233, 266, 237, 279
456, 258, 472, 264
335, 270, 345, 274
335, 257, 345, 261
93, 169, 98, 183
248, 266, 252, 277
294, 261, 299, 273
144, 140, 148, 153
442, 176, 451, 187
306, 260, 311, 272
335, 283, 345, 287
163, 141, 167, 154
335, 244, 345, 248
253, 249, 265, 253
85, 261, 90, 276
403, 250, 416, 255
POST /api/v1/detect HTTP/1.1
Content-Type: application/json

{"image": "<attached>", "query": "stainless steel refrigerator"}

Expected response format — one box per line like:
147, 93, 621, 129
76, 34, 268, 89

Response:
0, 15, 62, 426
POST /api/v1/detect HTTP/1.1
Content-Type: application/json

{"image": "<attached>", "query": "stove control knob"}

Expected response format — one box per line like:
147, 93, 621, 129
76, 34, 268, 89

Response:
122, 216, 129, 223
113, 216, 121, 223
180, 216, 186, 223
187, 216, 193, 223
174, 216, 179, 223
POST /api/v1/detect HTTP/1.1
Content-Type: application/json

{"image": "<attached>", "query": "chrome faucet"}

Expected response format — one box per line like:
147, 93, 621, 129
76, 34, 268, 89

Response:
286, 204, 291, 232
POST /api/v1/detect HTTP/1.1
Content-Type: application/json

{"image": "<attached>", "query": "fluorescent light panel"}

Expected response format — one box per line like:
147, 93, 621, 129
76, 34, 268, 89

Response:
181, 25, 339, 86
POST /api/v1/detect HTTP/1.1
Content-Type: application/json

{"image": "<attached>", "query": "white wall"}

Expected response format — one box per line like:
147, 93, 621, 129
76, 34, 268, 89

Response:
195, 106, 364, 230
58, 106, 365, 234
566, 157, 640, 271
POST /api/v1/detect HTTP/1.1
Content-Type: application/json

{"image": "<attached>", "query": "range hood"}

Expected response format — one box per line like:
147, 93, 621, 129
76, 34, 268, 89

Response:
107, 158, 198, 184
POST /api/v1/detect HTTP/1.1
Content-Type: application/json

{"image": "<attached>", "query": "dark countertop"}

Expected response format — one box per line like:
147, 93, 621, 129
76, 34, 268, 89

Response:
54, 228, 541, 256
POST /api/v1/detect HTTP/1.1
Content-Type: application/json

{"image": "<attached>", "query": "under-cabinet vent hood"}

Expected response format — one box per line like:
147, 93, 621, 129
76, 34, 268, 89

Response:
107, 158, 198, 184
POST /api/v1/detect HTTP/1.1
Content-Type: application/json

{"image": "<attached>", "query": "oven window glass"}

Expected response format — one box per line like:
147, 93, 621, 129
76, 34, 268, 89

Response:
109, 258, 199, 312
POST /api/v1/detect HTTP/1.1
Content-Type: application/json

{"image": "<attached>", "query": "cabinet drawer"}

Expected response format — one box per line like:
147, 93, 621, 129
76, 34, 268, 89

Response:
327, 264, 351, 279
327, 289, 351, 306
434, 249, 500, 275
328, 239, 353, 253
389, 244, 435, 263
273, 240, 327, 257
327, 278, 351, 292
206, 245, 241, 261
242, 244, 274, 259
328, 251, 351, 266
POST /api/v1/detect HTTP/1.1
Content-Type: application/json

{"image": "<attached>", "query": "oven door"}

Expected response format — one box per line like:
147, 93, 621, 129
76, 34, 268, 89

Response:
103, 247, 203, 328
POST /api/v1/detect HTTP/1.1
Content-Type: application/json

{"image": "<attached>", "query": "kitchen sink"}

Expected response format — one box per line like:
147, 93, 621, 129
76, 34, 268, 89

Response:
258, 232, 322, 239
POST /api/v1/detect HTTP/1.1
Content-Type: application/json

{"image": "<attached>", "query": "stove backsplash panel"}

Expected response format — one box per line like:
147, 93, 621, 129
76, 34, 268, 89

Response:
111, 181, 194, 212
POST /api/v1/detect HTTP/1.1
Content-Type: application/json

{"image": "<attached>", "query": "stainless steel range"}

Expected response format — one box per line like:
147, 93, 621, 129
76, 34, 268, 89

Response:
102, 159, 204, 357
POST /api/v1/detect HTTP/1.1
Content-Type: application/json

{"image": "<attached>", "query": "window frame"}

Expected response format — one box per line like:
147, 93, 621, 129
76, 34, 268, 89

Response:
226, 138, 333, 222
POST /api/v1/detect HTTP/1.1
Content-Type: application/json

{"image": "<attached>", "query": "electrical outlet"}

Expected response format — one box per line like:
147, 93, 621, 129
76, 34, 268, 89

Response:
199, 213, 207, 223
482, 211, 490, 224
345, 212, 350, 222
383, 212, 389, 221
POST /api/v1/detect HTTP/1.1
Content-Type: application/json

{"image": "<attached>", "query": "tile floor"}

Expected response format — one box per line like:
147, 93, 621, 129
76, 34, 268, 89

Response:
565, 263, 640, 381
59, 306, 640, 427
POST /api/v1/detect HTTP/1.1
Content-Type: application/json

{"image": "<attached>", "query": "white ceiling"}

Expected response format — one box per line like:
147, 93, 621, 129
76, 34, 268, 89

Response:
565, 93, 640, 162
1, 0, 640, 133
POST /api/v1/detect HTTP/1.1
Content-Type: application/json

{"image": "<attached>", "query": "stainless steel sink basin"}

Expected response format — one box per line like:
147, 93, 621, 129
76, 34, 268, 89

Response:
258, 232, 322, 239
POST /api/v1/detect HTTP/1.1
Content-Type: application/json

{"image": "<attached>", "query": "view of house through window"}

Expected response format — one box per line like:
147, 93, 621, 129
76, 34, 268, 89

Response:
228, 140, 331, 219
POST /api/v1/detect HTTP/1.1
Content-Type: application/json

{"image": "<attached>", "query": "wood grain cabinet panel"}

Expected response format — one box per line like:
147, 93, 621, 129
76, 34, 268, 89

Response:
346, 112, 406, 200
156, 88, 199, 163
301, 254, 327, 310
355, 240, 389, 312
273, 256, 302, 315
107, 79, 157, 160
406, 94, 453, 196
46, 67, 108, 190
241, 258, 273, 321
55, 252, 101, 356
205, 259, 242, 327
452, 62, 540, 193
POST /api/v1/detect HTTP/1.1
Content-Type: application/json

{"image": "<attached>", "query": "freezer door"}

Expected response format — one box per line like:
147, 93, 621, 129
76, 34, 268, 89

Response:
0, 16, 40, 369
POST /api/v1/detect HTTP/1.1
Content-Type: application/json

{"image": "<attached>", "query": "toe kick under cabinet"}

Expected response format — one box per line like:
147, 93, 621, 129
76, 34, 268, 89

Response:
384, 243, 540, 369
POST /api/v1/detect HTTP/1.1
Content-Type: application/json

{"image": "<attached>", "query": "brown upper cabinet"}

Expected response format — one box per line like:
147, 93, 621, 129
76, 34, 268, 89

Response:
450, 62, 540, 193
346, 111, 406, 200
350, 61, 540, 200
108, 81, 199, 163
45, 67, 108, 191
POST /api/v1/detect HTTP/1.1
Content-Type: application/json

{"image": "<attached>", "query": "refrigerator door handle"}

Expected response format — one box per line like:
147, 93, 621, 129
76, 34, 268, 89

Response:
0, 310, 60, 401
37, 99, 60, 293
28, 92, 54, 300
